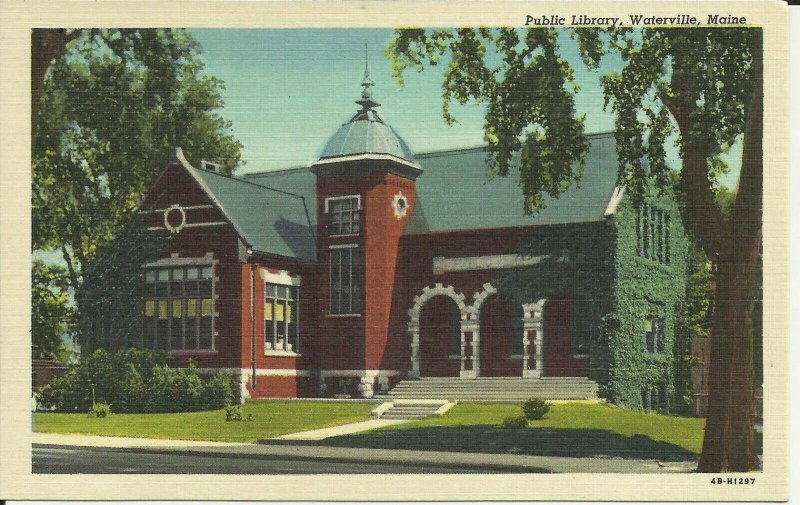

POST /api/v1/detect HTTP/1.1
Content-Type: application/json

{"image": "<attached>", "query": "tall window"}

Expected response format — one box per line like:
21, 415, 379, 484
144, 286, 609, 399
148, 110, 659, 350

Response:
327, 196, 360, 236
636, 204, 671, 264
143, 264, 214, 351
330, 246, 362, 315
265, 283, 300, 353
643, 317, 664, 354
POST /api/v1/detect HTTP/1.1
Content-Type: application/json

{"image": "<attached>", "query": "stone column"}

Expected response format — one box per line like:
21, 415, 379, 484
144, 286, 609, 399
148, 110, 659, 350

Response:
358, 375, 376, 398
408, 321, 420, 378
522, 300, 545, 378
460, 319, 479, 378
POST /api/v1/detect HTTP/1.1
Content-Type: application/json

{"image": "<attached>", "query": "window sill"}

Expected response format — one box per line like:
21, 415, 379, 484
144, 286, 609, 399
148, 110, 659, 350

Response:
264, 349, 301, 357
328, 233, 360, 239
572, 354, 590, 359
448, 354, 461, 360
327, 313, 362, 318
509, 354, 524, 360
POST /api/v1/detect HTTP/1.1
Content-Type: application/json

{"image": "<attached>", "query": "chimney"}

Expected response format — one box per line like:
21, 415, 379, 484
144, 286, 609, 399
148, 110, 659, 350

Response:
200, 159, 222, 173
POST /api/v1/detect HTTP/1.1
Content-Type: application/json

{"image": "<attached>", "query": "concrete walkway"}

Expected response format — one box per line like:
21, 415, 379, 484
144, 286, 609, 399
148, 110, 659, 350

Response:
265, 418, 408, 443
33, 432, 696, 473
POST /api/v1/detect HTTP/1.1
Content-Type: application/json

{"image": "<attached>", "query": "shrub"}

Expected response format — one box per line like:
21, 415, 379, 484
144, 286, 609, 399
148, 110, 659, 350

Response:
225, 404, 243, 422
36, 348, 238, 413
88, 402, 111, 418
521, 397, 550, 420
500, 415, 528, 429
202, 371, 236, 409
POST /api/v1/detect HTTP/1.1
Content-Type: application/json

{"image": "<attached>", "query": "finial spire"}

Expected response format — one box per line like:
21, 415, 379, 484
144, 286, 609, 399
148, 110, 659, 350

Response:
363, 42, 370, 80
354, 41, 380, 118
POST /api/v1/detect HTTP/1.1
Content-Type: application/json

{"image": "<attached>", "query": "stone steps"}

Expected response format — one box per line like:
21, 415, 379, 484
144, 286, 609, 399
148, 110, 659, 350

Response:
371, 400, 452, 420
377, 377, 599, 402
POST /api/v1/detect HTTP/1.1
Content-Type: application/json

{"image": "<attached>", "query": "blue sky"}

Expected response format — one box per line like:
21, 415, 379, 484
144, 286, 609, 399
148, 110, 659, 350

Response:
190, 28, 621, 174
189, 28, 740, 185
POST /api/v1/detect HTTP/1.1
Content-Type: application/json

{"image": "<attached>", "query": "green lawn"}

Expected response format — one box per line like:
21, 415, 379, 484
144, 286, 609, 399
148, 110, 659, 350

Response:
34, 400, 374, 443
322, 402, 707, 460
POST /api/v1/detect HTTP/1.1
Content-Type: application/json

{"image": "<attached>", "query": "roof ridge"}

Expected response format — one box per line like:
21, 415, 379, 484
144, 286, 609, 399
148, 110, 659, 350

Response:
195, 164, 307, 199
242, 166, 308, 177
415, 131, 616, 158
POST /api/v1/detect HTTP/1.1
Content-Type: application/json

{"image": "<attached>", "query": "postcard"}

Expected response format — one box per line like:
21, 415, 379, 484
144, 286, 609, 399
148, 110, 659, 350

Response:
0, 0, 790, 501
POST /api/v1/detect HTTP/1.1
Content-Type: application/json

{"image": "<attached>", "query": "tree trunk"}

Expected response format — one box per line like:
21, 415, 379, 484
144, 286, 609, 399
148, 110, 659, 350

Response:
696, 241, 760, 472
696, 30, 762, 472
31, 28, 79, 134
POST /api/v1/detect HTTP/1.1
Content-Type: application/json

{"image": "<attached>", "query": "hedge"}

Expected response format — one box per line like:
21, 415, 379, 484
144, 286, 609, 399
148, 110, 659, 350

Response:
36, 348, 235, 413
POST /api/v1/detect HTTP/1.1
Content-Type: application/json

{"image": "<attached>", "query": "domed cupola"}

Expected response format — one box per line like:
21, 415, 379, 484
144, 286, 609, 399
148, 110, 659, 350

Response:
311, 63, 421, 177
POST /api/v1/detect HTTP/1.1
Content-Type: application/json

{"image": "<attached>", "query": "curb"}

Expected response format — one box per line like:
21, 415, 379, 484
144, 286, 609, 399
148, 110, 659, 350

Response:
34, 442, 551, 473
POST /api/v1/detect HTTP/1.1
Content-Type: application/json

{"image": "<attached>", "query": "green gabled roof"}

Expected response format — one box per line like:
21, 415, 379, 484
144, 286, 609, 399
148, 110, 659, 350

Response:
243, 167, 317, 226
176, 151, 316, 261
404, 132, 621, 235
239, 132, 621, 253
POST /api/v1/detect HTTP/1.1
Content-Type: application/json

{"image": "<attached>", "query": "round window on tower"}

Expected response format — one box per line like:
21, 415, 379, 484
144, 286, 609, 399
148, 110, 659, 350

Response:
392, 192, 409, 219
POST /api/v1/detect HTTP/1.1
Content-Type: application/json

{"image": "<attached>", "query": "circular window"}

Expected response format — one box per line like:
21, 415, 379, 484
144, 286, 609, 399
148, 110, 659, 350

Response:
392, 192, 409, 219
164, 204, 187, 233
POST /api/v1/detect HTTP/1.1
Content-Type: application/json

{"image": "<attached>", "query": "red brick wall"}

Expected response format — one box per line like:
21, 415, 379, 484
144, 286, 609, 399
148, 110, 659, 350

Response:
141, 164, 244, 370
543, 296, 588, 376
142, 164, 317, 391
315, 166, 416, 373
246, 374, 315, 399
387, 227, 537, 375
479, 297, 524, 377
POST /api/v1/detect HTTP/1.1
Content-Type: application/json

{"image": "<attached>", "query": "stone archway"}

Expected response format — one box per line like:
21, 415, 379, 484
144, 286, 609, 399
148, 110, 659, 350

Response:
470, 283, 545, 378
407, 284, 467, 378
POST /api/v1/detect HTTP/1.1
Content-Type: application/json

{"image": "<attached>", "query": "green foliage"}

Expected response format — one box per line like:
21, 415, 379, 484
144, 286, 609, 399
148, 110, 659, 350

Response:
32, 28, 242, 344
88, 402, 111, 418
500, 415, 529, 429
32, 259, 76, 360
672, 241, 714, 413
77, 215, 168, 352
35, 348, 236, 413
583, 28, 758, 201
606, 192, 688, 409
521, 397, 550, 420
203, 371, 237, 410
224, 404, 243, 422
388, 28, 588, 214
495, 221, 616, 383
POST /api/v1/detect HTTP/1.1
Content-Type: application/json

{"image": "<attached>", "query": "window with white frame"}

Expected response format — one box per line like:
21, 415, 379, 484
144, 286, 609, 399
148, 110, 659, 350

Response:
326, 196, 360, 236
330, 246, 362, 315
143, 264, 214, 351
265, 283, 300, 353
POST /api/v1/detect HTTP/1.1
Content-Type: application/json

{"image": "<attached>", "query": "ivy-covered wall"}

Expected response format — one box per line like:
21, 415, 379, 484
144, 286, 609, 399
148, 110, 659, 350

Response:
495, 221, 616, 383
496, 187, 688, 411
605, 188, 689, 410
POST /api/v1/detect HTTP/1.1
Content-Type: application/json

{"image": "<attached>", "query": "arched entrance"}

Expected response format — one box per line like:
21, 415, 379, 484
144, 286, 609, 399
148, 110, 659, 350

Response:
418, 296, 462, 377
478, 296, 524, 377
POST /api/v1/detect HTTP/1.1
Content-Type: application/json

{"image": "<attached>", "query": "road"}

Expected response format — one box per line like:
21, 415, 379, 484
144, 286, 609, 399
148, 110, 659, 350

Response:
33, 444, 522, 474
